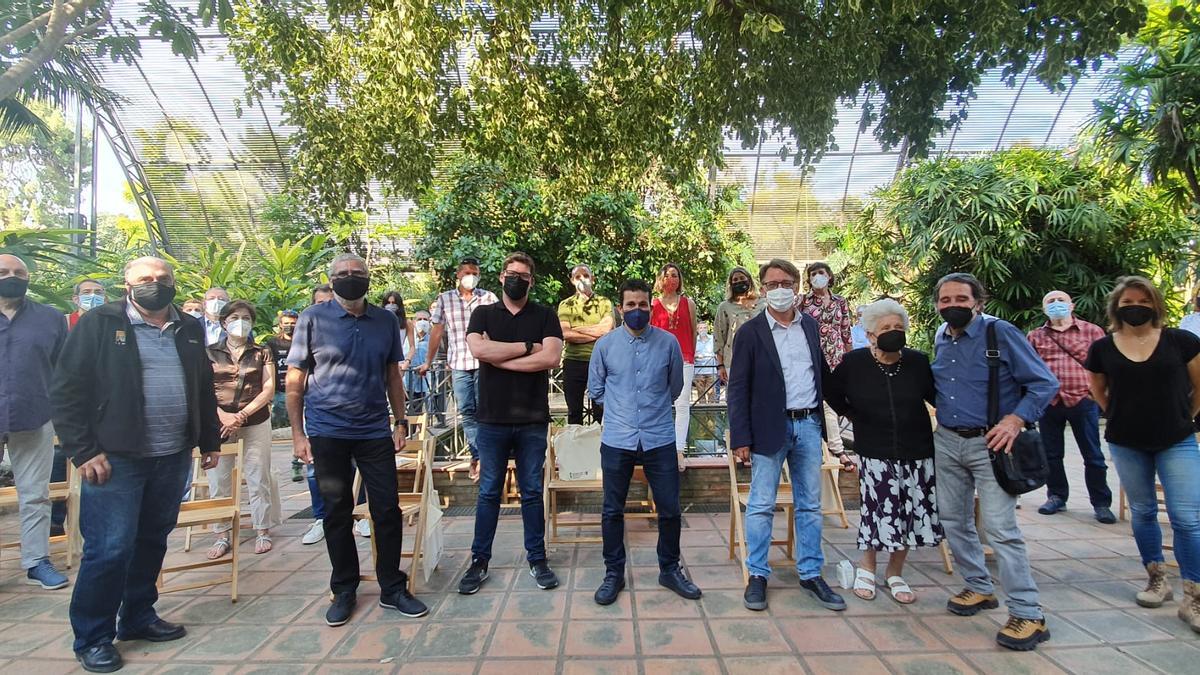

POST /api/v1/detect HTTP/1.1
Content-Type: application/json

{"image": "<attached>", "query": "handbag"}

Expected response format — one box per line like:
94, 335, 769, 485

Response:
986, 320, 1049, 495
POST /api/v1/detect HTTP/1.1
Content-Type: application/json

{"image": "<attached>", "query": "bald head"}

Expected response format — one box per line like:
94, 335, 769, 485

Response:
0, 254, 29, 279
1042, 290, 1071, 306
123, 256, 174, 286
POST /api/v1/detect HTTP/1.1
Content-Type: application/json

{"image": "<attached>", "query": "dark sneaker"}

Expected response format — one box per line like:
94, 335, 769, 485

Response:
458, 558, 489, 595
76, 643, 122, 673
117, 618, 186, 642
325, 591, 356, 627
744, 575, 768, 611
291, 459, 304, 482
26, 558, 69, 590
659, 567, 702, 600
996, 615, 1050, 651
1037, 496, 1066, 515
380, 587, 429, 617
1094, 506, 1117, 524
947, 588, 1000, 616
594, 574, 625, 605
799, 576, 846, 611
530, 560, 559, 590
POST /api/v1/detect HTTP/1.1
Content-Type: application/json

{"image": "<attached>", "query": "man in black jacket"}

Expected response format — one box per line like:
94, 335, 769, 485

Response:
52, 256, 221, 673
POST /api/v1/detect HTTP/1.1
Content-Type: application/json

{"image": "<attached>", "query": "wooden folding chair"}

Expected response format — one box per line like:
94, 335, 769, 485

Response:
158, 442, 244, 601
726, 433, 795, 586
352, 435, 435, 593
820, 450, 850, 529
0, 479, 75, 567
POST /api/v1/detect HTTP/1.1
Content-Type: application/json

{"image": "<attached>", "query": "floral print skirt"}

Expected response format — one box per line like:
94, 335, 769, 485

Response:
858, 457, 944, 552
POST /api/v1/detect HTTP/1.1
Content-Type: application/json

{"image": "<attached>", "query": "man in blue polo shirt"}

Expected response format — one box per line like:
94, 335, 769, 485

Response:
587, 278, 701, 606
931, 272, 1058, 651
287, 253, 428, 628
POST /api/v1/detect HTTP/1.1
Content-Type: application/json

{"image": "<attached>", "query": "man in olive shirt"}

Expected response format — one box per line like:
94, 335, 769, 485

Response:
458, 252, 564, 594
558, 264, 613, 424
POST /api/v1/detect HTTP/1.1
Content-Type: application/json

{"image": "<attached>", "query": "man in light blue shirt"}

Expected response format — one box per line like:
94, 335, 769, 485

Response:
931, 272, 1058, 652
587, 278, 701, 606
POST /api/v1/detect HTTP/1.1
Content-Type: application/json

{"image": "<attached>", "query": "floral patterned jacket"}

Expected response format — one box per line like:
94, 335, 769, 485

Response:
797, 292, 854, 369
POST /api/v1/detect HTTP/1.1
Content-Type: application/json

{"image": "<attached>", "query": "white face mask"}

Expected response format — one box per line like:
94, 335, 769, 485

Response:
765, 287, 796, 312
226, 319, 252, 338
206, 298, 228, 316
460, 274, 479, 290
416, 319, 431, 334
574, 277, 593, 293
185, 310, 203, 319
810, 274, 830, 290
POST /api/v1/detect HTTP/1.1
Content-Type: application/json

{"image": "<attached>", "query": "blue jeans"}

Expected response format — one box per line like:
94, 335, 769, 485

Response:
601, 442, 681, 576
51, 444, 67, 529
271, 392, 289, 428
471, 423, 547, 564
70, 450, 191, 653
452, 369, 480, 458
1039, 399, 1111, 507
1110, 436, 1200, 582
307, 463, 326, 520
745, 417, 824, 580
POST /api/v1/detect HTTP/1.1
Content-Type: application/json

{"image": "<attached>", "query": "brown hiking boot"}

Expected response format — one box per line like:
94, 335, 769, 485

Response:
946, 588, 1000, 616
1181, 580, 1200, 633
1137, 562, 1173, 608
996, 615, 1050, 651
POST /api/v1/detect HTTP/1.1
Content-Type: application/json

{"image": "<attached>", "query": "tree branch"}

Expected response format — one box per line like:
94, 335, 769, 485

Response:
0, 9, 53, 52
0, 0, 97, 102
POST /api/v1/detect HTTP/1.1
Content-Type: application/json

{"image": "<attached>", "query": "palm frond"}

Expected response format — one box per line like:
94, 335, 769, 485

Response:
0, 96, 50, 139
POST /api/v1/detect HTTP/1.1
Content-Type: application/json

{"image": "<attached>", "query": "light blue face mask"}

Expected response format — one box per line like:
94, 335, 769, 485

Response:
78, 294, 105, 311
1045, 300, 1071, 320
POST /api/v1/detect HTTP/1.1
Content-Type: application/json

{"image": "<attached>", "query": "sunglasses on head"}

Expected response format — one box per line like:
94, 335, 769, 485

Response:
459, 257, 480, 266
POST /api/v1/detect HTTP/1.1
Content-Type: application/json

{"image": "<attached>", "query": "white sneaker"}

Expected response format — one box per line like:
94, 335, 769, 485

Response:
355, 520, 372, 538
302, 520, 324, 545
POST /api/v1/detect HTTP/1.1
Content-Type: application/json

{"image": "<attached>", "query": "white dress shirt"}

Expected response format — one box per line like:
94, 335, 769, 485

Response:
765, 311, 818, 410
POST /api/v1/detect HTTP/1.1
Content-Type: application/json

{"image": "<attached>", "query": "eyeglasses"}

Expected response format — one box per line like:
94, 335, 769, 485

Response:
460, 257, 480, 266
280, 309, 299, 318
762, 280, 796, 291
503, 272, 533, 282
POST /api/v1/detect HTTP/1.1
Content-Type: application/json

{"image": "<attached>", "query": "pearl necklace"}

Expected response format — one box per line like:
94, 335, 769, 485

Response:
872, 350, 903, 377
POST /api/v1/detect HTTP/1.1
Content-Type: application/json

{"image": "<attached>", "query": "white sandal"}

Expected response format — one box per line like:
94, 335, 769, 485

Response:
885, 575, 916, 604
853, 568, 876, 601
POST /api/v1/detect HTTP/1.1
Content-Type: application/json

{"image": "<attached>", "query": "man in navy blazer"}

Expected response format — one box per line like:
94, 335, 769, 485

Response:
727, 259, 856, 612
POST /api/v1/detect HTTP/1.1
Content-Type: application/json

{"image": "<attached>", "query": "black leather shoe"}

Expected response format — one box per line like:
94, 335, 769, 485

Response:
117, 618, 186, 642
799, 575, 846, 611
1037, 496, 1066, 515
744, 575, 768, 611
76, 644, 122, 673
326, 591, 356, 627
594, 574, 625, 606
1094, 506, 1117, 524
659, 567, 702, 600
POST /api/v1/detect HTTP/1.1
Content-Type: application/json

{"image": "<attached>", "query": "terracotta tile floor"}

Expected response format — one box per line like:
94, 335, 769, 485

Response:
0, 438, 1195, 674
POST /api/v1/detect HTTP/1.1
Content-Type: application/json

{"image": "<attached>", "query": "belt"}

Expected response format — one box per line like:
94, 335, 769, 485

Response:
946, 426, 987, 438
785, 408, 819, 420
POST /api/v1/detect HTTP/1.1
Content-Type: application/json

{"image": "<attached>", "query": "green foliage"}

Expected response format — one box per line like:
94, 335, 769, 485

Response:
0, 100, 89, 229
227, 0, 1145, 214
828, 148, 1199, 347
414, 158, 756, 315
0, 226, 90, 305
1091, 2, 1200, 208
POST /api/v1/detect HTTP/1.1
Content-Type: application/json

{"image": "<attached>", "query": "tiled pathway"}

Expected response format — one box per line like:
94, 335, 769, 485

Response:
0, 440, 1196, 674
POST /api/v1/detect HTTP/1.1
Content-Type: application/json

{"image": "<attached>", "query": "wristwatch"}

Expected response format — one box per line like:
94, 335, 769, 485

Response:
524, 340, 534, 356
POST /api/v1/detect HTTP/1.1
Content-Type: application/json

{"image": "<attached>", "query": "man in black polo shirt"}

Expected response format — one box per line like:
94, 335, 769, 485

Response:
458, 252, 564, 594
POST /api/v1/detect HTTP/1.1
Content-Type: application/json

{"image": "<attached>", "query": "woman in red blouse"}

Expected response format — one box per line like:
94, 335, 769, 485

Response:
651, 263, 697, 471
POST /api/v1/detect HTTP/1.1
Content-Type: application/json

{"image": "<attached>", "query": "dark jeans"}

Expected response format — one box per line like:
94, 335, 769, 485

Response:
601, 442, 682, 576
70, 450, 191, 653
310, 436, 407, 595
471, 422, 547, 564
1039, 399, 1111, 507
563, 358, 603, 425
51, 445, 67, 528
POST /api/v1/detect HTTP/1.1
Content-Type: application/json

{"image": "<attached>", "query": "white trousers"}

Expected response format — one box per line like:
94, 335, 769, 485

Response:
673, 364, 696, 453
1, 421, 54, 568
207, 419, 281, 532
823, 402, 844, 454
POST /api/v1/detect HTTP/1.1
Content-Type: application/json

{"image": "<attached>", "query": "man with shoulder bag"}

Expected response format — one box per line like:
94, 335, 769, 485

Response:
931, 273, 1059, 651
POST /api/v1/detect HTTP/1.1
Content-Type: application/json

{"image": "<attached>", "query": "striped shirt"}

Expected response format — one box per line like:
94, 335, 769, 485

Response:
126, 302, 189, 456
431, 287, 498, 371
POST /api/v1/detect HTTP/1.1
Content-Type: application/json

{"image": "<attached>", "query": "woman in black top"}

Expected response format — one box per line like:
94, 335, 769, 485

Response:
826, 298, 943, 604
1085, 276, 1200, 633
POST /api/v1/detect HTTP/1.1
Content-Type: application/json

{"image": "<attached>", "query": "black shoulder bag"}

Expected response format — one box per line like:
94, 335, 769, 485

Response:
987, 320, 1049, 495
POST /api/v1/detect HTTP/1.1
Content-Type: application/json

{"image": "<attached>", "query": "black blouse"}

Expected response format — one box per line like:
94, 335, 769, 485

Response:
825, 347, 937, 461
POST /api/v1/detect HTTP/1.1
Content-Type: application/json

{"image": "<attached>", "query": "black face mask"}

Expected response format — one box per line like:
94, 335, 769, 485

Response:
1117, 305, 1156, 327
282, 325, 295, 337
0, 276, 29, 299
332, 275, 369, 301
731, 280, 751, 296
940, 306, 975, 329
129, 281, 176, 311
503, 276, 530, 301
876, 329, 906, 352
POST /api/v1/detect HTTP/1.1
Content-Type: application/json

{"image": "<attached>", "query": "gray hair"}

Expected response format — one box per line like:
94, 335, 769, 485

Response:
123, 256, 173, 281
861, 298, 910, 333
933, 272, 986, 304
329, 252, 368, 276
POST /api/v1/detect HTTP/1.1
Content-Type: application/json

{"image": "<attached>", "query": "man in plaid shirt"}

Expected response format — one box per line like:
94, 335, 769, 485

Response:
419, 257, 498, 480
1027, 289, 1114, 524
